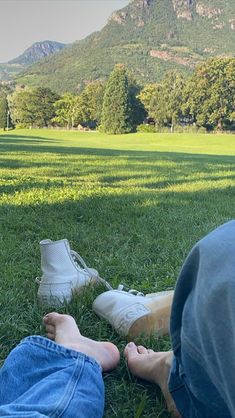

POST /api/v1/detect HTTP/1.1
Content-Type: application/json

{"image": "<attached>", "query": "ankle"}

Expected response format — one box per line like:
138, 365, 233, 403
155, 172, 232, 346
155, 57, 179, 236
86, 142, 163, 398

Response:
152, 352, 172, 388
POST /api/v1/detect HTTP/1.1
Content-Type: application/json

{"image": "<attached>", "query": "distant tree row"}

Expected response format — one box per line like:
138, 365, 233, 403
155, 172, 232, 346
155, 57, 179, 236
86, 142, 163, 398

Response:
0, 57, 234, 133
140, 58, 235, 132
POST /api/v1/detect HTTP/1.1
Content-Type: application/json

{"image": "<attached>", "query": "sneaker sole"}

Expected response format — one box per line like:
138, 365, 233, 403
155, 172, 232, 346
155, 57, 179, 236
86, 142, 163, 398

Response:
37, 283, 73, 306
128, 306, 171, 338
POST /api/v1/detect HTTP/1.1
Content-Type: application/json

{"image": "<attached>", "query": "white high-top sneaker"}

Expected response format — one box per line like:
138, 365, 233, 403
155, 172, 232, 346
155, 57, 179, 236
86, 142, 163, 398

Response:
92, 288, 174, 338
37, 239, 112, 305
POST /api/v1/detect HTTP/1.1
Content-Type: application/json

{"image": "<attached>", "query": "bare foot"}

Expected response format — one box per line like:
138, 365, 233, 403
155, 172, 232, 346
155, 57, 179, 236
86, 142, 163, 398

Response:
124, 342, 181, 418
43, 312, 120, 372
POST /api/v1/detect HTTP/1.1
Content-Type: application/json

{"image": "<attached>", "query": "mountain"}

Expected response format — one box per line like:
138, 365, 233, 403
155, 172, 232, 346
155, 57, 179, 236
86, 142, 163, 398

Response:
9, 40, 67, 66
15, 0, 235, 92
0, 41, 67, 82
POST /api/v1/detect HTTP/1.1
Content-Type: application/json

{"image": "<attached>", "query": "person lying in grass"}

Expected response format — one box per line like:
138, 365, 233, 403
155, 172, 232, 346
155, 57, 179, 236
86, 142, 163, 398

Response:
0, 220, 234, 418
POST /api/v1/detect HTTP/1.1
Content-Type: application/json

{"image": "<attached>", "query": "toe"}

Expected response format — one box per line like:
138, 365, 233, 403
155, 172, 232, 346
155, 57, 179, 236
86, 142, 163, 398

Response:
100, 342, 120, 371
43, 312, 59, 325
45, 324, 55, 335
137, 345, 148, 355
124, 342, 138, 360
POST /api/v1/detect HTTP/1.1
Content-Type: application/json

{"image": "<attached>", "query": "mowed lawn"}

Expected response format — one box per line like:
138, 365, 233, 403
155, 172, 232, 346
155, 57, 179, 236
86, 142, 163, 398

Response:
0, 129, 235, 417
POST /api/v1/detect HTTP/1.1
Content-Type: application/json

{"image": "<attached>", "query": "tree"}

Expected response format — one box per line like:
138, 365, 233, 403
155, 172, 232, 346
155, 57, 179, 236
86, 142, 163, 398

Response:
53, 94, 81, 128
138, 83, 159, 118
79, 81, 106, 128
32, 87, 59, 127
0, 93, 8, 129
9, 87, 59, 128
101, 65, 132, 134
139, 73, 185, 131
128, 76, 146, 128
9, 89, 34, 127
152, 71, 185, 131
53, 82, 106, 129
183, 58, 235, 130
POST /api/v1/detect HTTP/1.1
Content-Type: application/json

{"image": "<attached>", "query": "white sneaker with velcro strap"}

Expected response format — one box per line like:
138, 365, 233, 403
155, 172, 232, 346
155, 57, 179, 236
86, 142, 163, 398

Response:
92, 286, 174, 338
37, 239, 112, 305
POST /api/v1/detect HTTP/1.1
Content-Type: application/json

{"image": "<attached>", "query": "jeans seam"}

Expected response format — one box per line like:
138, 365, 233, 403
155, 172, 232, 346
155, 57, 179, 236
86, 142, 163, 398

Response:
49, 356, 85, 418
169, 382, 185, 393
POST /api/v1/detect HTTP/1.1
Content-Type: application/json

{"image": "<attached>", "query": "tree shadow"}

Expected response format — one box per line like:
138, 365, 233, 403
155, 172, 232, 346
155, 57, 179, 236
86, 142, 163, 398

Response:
0, 134, 61, 142
0, 135, 234, 194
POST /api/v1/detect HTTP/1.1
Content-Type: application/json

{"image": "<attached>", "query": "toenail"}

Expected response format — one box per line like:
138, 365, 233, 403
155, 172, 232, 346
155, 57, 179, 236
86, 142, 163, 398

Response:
128, 342, 135, 348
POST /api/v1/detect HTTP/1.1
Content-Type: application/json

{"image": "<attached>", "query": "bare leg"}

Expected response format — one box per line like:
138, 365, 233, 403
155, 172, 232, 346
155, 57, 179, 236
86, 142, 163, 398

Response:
124, 342, 181, 418
43, 312, 120, 372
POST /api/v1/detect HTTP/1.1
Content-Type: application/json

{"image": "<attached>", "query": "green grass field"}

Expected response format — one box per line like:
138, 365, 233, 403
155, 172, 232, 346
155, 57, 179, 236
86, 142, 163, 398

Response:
0, 129, 235, 417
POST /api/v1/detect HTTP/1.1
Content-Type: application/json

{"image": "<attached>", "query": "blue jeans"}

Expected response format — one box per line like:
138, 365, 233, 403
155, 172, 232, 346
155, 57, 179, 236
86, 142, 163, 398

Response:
168, 220, 235, 418
0, 336, 104, 417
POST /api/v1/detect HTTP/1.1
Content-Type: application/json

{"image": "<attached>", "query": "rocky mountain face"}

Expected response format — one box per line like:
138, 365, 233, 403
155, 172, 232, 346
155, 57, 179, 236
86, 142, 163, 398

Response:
106, 0, 234, 53
12, 0, 235, 92
171, 0, 223, 21
0, 41, 67, 82
9, 40, 67, 66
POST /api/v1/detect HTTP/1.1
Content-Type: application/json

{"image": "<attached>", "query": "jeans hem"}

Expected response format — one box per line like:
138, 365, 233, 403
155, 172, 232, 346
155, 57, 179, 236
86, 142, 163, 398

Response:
20, 336, 102, 372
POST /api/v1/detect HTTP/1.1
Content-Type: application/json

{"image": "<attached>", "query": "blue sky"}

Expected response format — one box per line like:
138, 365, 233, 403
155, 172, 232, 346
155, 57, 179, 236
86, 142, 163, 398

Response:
0, 0, 130, 62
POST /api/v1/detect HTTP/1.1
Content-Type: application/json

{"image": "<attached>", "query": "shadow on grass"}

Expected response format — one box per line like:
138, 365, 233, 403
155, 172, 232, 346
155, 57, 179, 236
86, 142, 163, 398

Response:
0, 133, 235, 161
0, 134, 62, 143
1, 133, 235, 158
0, 136, 234, 195
1, 186, 234, 293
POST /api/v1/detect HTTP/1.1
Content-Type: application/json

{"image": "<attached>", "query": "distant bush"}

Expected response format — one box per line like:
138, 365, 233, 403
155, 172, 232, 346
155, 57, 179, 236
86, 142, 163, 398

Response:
155, 126, 171, 133
197, 127, 207, 134
137, 124, 156, 133
137, 124, 208, 134
174, 125, 207, 134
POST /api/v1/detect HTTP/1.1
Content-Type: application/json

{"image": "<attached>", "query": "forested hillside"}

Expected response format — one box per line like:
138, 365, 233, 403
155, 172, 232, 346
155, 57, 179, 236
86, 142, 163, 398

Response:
17, 0, 235, 93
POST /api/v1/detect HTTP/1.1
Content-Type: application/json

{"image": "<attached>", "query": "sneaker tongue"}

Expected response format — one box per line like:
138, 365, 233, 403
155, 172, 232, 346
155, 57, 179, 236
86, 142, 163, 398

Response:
40, 239, 53, 244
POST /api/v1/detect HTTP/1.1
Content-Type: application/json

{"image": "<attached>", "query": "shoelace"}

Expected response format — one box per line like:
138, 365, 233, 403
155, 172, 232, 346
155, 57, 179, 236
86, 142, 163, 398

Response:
71, 251, 145, 295
71, 250, 113, 290
117, 284, 144, 296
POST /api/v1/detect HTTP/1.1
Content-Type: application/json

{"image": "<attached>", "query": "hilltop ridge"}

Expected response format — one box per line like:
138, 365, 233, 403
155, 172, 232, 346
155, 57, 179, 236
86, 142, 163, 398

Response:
9, 40, 67, 66
5, 0, 235, 91
0, 40, 67, 82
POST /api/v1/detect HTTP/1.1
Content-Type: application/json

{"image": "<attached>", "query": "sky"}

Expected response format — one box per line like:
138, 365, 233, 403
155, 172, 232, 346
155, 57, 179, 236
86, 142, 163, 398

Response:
0, 0, 130, 63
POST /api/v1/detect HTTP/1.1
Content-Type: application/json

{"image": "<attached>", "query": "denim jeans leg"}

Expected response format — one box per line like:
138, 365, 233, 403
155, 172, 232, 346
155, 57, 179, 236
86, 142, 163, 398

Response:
168, 349, 231, 418
0, 336, 104, 417
168, 221, 235, 418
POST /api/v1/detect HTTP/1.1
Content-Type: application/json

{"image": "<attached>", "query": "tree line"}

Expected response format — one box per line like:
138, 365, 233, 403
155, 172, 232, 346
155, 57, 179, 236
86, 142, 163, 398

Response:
0, 57, 234, 133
